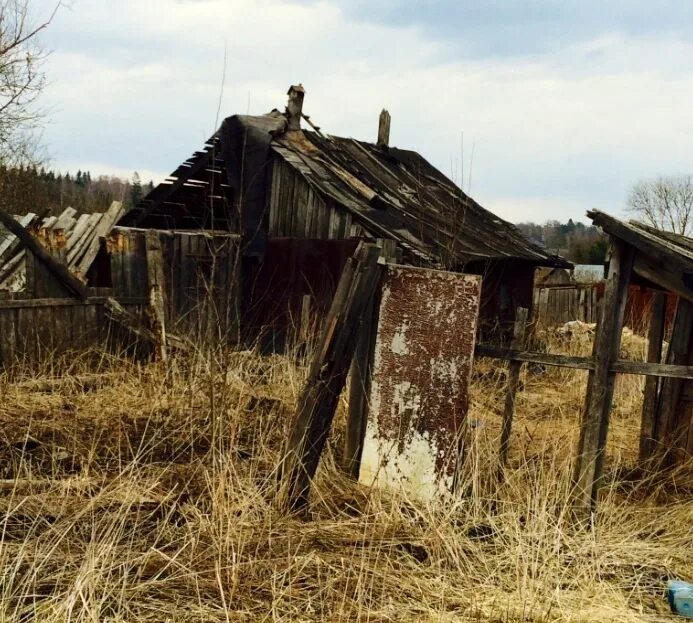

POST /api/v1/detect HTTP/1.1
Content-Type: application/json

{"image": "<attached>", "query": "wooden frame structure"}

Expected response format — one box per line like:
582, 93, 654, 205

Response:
478, 210, 693, 519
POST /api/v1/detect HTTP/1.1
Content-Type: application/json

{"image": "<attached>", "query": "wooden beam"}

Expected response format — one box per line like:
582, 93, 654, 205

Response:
499, 307, 528, 468
280, 242, 383, 511
632, 253, 693, 303
0, 207, 88, 300
572, 239, 634, 520
145, 231, 168, 363
104, 298, 188, 352
653, 299, 693, 467
475, 344, 693, 380
639, 292, 666, 461
343, 291, 378, 478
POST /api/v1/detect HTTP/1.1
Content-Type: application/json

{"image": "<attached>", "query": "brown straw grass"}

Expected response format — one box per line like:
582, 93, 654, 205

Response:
0, 331, 690, 622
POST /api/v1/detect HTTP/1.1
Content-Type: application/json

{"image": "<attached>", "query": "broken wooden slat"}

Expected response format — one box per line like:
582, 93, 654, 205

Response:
281, 242, 382, 511
0, 213, 37, 267
639, 292, 667, 461
104, 297, 188, 353
75, 201, 124, 276
70, 213, 104, 269
499, 307, 528, 468
0, 208, 88, 300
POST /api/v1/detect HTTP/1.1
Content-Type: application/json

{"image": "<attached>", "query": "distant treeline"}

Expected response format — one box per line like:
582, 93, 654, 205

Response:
0, 165, 154, 216
516, 219, 607, 264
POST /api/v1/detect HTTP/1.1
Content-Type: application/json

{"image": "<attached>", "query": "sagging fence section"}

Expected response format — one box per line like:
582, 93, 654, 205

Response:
0, 225, 240, 368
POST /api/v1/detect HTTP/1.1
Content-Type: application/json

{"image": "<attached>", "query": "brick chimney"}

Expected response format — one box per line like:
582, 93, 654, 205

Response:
286, 84, 305, 131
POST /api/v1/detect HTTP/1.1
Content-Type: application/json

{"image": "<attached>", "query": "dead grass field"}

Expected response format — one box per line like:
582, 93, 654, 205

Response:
0, 330, 690, 622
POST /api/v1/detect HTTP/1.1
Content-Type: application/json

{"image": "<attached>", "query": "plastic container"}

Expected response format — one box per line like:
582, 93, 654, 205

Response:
668, 580, 693, 618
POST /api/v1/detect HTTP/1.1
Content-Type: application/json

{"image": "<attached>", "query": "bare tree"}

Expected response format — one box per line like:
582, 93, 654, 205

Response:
627, 175, 693, 236
0, 0, 58, 164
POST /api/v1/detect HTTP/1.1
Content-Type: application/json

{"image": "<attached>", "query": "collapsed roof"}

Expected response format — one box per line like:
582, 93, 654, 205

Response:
121, 89, 568, 269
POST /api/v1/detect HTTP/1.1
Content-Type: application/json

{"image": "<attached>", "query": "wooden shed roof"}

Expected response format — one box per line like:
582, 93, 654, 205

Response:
588, 209, 693, 302
123, 109, 569, 268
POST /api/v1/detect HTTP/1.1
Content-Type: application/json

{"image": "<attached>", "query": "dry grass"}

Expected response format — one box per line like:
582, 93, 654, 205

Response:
0, 333, 690, 622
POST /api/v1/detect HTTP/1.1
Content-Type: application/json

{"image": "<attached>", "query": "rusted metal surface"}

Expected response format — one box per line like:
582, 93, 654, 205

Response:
359, 265, 481, 500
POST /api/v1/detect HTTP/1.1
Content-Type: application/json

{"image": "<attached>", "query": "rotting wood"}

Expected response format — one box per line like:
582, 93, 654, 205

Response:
499, 307, 528, 469
145, 230, 168, 363
75, 201, 124, 277
572, 239, 634, 520
0, 296, 144, 309
104, 297, 189, 353
281, 242, 382, 511
639, 292, 666, 461
343, 239, 397, 479
653, 299, 693, 467
0, 207, 89, 300
0, 213, 36, 265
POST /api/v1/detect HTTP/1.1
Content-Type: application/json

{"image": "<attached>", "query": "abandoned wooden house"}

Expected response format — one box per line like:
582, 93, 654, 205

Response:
120, 85, 569, 346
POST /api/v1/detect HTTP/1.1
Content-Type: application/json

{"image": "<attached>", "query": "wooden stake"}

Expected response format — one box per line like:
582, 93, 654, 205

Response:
638, 291, 666, 461
572, 239, 634, 520
145, 230, 168, 363
499, 307, 528, 468
343, 282, 378, 478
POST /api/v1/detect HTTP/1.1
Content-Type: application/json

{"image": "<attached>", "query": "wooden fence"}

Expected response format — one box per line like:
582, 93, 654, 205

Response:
533, 284, 600, 327
533, 282, 679, 334
0, 227, 240, 369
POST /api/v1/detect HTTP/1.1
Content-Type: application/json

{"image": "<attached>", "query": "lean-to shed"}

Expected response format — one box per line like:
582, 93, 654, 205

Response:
121, 85, 568, 344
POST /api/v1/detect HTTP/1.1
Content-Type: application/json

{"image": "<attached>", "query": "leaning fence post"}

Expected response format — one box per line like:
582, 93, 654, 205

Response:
499, 307, 528, 469
279, 242, 383, 511
572, 239, 634, 521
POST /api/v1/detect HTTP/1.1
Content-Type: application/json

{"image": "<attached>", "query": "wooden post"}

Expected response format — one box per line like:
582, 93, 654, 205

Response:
572, 239, 634, 519
280, 243, 383, 511
653, 299, 693, 467
499, 307, 528, 468
377, 109, 391, 148
638, 291, 666, 461
145, 230, 168, 363
343, 294, 378, 478
342, 239, 396, 478
0, 207, 88, 300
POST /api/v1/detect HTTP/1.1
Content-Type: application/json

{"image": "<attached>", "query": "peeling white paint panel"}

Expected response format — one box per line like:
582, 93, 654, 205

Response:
359, 265, 481, 501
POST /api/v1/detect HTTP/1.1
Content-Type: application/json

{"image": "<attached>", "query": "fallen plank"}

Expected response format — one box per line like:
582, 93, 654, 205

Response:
105, 297, 189, 352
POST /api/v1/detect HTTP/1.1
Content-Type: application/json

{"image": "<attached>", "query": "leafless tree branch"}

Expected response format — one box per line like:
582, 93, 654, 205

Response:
626, 175, 693, 237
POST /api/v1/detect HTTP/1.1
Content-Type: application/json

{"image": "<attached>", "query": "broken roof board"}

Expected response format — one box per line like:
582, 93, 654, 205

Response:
588, 209, 693, 303
123, 110, 568, 269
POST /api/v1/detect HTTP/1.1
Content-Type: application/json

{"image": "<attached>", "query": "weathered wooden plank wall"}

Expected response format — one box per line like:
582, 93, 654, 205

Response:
0, 228, 240, 368
0, 295, 146, 368
268, 158, 366, 240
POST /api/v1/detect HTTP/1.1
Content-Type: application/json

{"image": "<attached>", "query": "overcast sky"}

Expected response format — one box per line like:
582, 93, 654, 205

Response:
33, 0, 693, 224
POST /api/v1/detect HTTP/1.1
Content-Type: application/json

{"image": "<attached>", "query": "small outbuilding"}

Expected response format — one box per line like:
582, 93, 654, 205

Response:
121, 85, 569, 345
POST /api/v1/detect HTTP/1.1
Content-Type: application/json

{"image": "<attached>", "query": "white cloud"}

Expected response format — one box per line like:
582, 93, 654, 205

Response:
34, 0, 693, 223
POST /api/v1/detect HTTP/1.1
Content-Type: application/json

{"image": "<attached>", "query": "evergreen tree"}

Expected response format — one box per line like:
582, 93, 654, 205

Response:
130, 171, 143, 206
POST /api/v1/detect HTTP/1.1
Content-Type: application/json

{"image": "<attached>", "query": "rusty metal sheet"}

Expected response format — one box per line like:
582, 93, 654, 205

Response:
359, 265, 481, 500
